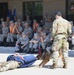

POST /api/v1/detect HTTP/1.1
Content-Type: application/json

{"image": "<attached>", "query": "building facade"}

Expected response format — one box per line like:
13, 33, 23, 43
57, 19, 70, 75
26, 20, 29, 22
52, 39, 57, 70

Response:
0, 0, 74, 22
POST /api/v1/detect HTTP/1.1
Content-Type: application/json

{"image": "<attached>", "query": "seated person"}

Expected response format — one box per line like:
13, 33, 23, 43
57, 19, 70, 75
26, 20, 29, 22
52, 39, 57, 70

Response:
43, 17, 52, 35
6, 21, 17, 46
40, 32, 52, 53
15, 32, 29, 52
1, 22, 9, 46
0, 53, 37, 72
28, 33, 40, 53
0, 34, 3, 46
23, 22, 33, 40
33, 20, 39, 33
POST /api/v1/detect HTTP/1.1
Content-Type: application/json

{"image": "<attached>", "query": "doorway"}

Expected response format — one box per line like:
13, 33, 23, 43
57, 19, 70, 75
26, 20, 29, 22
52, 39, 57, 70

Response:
23, 1, 43, 22
0, 2, 8, 20
66, 0, 74, 24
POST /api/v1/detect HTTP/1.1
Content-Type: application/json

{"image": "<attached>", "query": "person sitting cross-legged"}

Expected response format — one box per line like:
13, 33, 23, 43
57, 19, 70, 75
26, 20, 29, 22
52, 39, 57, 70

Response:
15, 32, 29, 52
28, 33, 40, 53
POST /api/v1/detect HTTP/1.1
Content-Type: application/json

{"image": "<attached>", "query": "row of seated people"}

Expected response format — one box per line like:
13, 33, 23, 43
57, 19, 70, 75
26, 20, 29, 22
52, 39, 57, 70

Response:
0, 16, 52, 48
15, 27, 52, 53
0, 16, 73, 52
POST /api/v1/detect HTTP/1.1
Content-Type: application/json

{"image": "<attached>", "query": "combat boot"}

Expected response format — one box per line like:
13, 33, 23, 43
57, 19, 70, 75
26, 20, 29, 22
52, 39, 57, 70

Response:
50, 63, 57, 69
63, 63, 67, 69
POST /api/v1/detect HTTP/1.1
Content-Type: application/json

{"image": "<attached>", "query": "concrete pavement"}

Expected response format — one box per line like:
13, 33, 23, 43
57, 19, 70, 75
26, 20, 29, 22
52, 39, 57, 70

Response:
0, 47, 74, 75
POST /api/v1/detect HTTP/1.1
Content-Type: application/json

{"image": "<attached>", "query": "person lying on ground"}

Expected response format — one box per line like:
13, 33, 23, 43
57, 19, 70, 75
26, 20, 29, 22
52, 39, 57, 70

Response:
0, 53, 37, 72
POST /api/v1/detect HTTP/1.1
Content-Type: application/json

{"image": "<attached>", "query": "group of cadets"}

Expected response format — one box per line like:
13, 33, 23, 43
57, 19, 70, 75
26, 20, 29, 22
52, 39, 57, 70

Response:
0, 15, 74, 53
0, 16, 53, 53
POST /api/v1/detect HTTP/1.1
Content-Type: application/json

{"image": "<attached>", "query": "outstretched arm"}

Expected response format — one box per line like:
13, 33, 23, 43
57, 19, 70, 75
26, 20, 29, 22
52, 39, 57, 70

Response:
13, 53, 24, 60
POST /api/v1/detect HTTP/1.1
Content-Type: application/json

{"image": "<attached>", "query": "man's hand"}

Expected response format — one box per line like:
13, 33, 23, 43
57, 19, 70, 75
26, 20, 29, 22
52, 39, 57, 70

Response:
16, 44, 18, 47
30, 40, 33, 42
14, 53, 24, 60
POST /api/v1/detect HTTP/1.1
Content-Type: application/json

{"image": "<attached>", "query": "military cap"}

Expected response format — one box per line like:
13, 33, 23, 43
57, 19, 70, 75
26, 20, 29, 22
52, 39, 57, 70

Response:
22, 21, 25, 24
48, 16, 52, 19
10, 21, 14, 24
25, 22, 29, 26
33, 20, 37, 22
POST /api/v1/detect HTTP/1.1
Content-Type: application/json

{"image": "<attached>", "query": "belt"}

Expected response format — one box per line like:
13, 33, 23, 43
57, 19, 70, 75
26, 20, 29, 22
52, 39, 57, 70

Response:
56, 33, 67, 35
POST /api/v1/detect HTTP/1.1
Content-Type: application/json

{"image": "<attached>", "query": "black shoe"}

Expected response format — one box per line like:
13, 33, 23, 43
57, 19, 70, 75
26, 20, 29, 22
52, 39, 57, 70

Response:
50, 63, 57, 69
63, 63, 67, 69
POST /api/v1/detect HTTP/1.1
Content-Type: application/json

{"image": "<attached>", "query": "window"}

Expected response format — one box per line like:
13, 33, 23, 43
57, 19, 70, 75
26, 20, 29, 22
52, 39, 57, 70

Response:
23, 1, 43, 22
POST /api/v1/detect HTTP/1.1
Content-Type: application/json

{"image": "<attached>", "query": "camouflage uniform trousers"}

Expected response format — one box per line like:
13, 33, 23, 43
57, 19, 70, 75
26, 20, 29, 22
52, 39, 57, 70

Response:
0, 61, 21, 72
52, 37, 69, 65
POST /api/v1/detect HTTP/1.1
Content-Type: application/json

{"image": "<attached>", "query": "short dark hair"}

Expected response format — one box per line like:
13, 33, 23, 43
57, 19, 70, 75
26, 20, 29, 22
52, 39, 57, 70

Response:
55, 11, 62, 16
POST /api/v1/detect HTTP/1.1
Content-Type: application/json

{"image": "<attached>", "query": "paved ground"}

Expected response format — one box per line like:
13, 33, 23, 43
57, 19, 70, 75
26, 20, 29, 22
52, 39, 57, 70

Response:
0, 47, 74, 75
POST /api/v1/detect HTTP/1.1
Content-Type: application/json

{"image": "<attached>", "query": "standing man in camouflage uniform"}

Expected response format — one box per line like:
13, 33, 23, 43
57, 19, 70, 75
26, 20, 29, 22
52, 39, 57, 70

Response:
51, 11, 72, 69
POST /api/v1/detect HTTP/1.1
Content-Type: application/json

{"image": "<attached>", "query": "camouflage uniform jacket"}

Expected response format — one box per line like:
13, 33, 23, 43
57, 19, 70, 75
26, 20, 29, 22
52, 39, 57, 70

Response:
52, 17, 72, 40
